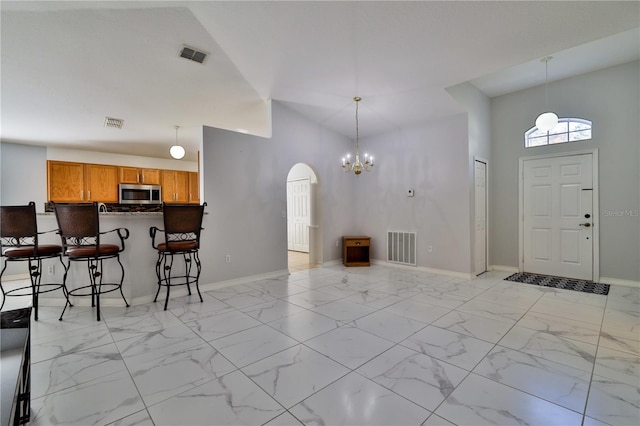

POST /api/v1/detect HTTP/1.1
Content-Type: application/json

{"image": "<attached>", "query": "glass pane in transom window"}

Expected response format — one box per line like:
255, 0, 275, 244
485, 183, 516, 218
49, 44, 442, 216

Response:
569, 129, 592, 141
549, 132, 569, 144
569, 121, 591, 131
548, 121, 569, 135
524, 118, 592, 148
528, 136, 548, 147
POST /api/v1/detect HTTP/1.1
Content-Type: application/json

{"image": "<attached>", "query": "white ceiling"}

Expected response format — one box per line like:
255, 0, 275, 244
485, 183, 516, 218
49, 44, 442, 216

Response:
2, 1, 638, 161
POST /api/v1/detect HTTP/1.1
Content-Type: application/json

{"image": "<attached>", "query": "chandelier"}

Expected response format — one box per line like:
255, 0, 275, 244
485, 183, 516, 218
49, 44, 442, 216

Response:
342, 96, 374, 175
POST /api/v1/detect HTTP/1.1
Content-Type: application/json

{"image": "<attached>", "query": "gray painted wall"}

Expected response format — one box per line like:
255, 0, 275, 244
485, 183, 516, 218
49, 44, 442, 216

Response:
448, 82, 492, 274
1, 143, 48, 211
199, 101, 355, 284
353, 114, 472, 274
0, 143, 49, 275
491, 60, 640, 281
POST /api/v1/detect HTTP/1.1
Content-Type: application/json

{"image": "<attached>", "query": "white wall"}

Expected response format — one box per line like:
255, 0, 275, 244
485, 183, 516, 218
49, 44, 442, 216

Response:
199, 101, 355, 284
47, 147, 198, 172
353, 114, 473, 274
491, 60, 640, 282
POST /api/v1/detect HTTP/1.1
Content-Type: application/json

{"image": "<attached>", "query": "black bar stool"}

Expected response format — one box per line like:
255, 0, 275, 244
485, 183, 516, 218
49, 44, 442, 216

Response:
1, 202, 70, 320
149, 202, 206, 310
53, 202, 130, 321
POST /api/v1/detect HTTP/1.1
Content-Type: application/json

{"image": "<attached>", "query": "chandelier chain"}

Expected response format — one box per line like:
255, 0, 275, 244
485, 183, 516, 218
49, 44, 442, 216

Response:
355, 98, 359, 154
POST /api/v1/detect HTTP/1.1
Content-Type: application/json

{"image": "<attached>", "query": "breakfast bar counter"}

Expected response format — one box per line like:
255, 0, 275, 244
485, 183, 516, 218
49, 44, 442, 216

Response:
35, 212, 177, 306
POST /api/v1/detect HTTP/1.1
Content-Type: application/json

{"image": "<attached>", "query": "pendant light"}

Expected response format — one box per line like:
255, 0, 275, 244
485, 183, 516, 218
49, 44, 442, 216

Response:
535, 56, 559, 133
170, 125, 186, 159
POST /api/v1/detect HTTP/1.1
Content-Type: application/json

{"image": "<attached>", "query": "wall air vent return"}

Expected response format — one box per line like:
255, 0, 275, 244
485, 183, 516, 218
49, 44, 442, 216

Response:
104, 117, 124, 129
179, 46, 207, 64
387, 231, 417, 266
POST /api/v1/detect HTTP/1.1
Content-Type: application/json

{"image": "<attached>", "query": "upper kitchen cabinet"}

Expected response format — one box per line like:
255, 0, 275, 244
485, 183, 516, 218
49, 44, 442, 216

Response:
188, 172, 200, 204
119, 167, 160, 185
47, 161, 85, 202
161, 170, 190, 203
47, 161, 118, 203
85, 164, 119, 202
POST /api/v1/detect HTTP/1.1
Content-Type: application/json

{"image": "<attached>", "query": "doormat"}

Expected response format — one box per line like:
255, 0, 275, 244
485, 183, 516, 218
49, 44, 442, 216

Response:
505, 272, 610, 295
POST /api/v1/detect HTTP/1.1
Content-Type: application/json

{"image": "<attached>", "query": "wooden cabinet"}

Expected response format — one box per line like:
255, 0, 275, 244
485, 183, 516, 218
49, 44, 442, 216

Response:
85, 164, 118, 202
48, 160, 196, 204
118, 167, 160, 185
188, 172, 199, 204
47, 161, 85, 202
343, 236, 371, 267
48, 161, 118, 202
141, 168, 161, 185
161, 170, 190, 203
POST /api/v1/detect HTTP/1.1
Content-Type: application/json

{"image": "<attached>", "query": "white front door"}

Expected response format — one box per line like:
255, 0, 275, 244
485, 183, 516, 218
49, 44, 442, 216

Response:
474, 160, 487, 275
522, 153, 594, 280
286, 178, 310, 252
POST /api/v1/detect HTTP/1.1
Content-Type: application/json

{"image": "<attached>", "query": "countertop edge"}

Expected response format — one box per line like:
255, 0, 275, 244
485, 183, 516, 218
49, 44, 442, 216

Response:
38, 212, 163, 216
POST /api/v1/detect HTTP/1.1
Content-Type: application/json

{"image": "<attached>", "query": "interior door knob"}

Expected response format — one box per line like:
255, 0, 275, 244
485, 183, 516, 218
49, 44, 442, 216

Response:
579, 223, 591, 227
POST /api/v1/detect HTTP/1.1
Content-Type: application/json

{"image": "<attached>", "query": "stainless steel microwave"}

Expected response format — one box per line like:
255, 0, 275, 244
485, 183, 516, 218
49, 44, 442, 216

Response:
119, 184, 162, 205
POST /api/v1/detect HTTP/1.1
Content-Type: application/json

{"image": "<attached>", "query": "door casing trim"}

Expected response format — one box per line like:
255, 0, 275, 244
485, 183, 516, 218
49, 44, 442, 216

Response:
474, 157, 489, 276
518, 148, 599, 282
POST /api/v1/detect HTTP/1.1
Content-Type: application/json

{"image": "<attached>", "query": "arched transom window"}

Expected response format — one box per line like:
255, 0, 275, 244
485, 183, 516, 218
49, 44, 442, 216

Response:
525, 118, 592, 148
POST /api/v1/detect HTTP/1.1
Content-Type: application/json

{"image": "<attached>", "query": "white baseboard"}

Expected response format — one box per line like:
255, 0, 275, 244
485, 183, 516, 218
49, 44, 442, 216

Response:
600, 277, 640, 289
1, 273, 30, 281
318, 259, 342, 267
490, 265, 519, 273
370, 259, 474, 280
131, 269, 290, 306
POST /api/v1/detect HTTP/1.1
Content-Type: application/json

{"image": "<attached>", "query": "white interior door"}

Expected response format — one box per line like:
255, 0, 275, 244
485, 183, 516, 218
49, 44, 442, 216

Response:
474, 160, 487, 275
286, 178, 310, 252
523, 154, 593, 280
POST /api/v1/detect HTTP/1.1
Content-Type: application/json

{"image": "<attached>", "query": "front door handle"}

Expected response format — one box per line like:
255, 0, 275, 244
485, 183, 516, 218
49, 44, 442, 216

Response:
579, 223, 591, 227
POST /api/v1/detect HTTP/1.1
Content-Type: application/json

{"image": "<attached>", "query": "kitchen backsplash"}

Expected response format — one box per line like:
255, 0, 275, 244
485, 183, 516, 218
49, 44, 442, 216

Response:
44, 202, 163, 213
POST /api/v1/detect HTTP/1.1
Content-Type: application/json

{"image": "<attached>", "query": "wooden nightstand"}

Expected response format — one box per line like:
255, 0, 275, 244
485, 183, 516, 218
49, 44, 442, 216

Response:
343, 236, 371, 267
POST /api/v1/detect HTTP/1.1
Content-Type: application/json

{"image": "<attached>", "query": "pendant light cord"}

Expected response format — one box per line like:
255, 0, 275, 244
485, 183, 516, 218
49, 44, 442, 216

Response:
354, 96, 361, 155
541, 56, 553, 110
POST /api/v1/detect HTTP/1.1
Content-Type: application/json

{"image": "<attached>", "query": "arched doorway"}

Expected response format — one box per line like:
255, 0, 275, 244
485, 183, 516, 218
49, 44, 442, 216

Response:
286, 163, 321, 272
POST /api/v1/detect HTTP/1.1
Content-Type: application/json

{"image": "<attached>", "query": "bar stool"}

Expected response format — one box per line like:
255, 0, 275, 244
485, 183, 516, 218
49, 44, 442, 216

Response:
149, 202, 206, 310
53, 202, 130, 321
1, 202, 70, 320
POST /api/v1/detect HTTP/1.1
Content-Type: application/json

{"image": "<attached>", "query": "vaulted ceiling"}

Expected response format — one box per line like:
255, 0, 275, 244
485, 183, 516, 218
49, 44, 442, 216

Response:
2, 1, 638, 161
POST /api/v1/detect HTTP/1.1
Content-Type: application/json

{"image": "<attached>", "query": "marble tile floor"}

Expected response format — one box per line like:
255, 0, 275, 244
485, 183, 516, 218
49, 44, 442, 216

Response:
2, 265, 639, 425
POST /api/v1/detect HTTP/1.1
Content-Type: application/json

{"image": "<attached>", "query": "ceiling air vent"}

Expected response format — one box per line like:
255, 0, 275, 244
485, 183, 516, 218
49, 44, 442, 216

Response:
179, 46, 207, 64
104, 117, 124, 129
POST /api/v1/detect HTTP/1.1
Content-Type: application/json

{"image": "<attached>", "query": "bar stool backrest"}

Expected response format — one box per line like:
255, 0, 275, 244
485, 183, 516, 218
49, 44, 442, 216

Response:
53, 203, 101, 250
1, 202, 38, 251
161, 203, 206, 250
